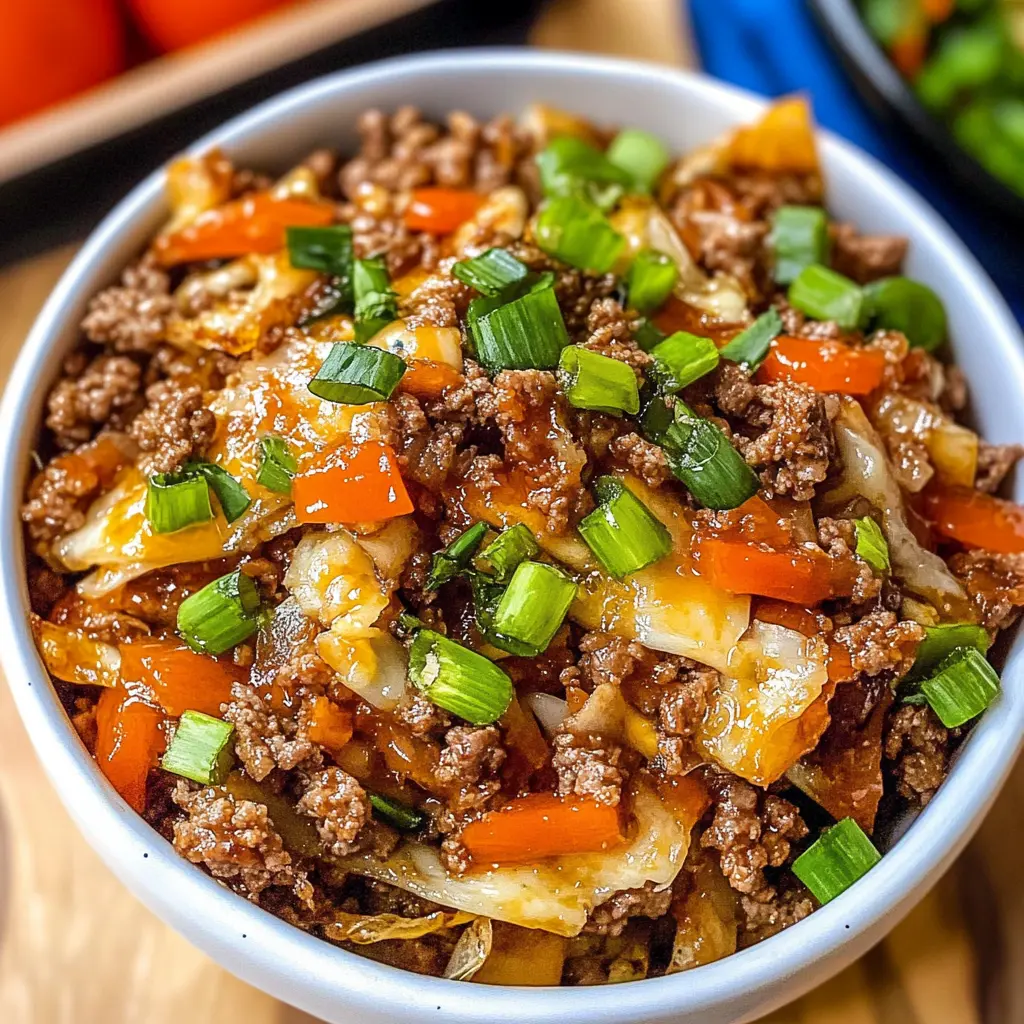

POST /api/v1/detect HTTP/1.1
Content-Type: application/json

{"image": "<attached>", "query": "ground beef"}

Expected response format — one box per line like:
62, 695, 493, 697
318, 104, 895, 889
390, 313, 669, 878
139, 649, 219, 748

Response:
738, 886, 815, 947
949, 550, 1024, 631
700, 774, 807, 901
816, 517, 882, 604
571, 632, 649, 690
884, 703, 951, 804
296, 767, 370, 857
975, 441, 1023, 494
658, 662, 719, 739
393, 693, 452, 739
725, 171, 823, 217
435, 725, 506, 815
80, 257, 174, 353
606, 431, 672, 488
128, 380, 217, 475
581, 298, 651, 374
830, 224, 907, 284
715, 363, 836, 500
584, 883, 674, 937
552, 731, 624, 806
390, 392, 466, 494
45, 353, 142, 450
832, 611, 924, 680
171, 782, 308, 901
687, 210, 768, 296
223, 681, 318, 782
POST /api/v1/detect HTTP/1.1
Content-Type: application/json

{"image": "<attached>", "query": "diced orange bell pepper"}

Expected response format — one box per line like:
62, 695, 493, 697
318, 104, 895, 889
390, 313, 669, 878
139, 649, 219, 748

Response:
758, 336, 886, 395
119, 636, 244, 717
154, 193, 334, 265
460, 792, 624, 867
923, 486, 1024, 554
305, 695, 354, 755
399, 360, 464, 401
293, 440, 413, 524
404, 187, 482, 234
728, 96, 819, 174
95, 687, 166, 813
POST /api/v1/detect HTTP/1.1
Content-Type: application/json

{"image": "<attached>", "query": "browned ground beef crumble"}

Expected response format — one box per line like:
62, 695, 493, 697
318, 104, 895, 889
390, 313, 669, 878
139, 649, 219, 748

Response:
22, 101, 1022, 985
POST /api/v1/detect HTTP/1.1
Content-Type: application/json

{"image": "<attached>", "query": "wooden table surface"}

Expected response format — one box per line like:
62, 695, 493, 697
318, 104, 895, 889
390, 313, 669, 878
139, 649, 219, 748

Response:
1, 2, 1020, 1021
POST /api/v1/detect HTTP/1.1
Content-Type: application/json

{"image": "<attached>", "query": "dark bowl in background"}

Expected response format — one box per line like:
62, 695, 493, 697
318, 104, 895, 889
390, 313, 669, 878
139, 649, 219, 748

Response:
810, 0, 1024, 224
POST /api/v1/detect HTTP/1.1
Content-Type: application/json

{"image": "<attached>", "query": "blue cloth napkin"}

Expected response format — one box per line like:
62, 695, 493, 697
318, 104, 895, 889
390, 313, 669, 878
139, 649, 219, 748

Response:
689, 0, 1024, 321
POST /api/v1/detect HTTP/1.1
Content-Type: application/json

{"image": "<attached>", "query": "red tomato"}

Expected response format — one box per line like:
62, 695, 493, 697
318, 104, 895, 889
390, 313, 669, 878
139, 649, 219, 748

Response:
126, 0, 295, 52
0, 1, 124, 127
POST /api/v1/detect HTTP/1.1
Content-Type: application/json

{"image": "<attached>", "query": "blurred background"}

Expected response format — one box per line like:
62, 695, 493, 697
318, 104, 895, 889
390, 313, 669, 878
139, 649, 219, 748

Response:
1, 0, 1022, 1021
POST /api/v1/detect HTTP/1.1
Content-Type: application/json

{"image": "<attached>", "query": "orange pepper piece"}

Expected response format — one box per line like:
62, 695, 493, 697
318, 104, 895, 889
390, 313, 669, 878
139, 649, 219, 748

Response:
403, 187, 482, 234
293, 440, 413, 524
95, 687, 166, 813
305, 695, 354, 755
923, 486, 1024, 554
398, 360, 464, 401
758, 336, 886, 395
728, 96, 819, 174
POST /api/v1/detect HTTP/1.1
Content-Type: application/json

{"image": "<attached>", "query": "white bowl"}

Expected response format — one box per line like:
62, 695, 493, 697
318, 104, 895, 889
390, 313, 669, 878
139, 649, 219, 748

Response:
1, 50, 1022, 1024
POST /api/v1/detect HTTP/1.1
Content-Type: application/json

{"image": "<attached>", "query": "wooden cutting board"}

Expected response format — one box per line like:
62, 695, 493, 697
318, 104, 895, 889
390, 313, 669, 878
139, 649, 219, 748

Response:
0, 4, 1020, 1021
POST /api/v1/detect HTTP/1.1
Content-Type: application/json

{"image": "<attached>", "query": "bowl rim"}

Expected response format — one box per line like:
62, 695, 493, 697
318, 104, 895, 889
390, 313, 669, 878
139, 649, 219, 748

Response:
2, 48, 1023, 1023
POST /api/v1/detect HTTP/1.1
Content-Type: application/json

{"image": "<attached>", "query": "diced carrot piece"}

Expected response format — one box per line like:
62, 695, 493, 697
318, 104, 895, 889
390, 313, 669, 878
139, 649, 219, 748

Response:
95, 687, 166, 813
293, 440, 413, 524
305, 695, 354, 754
404, 188, 482, 234
399, 360, 464, 401
758, 336, 886, 395
923, 486, 1024, 554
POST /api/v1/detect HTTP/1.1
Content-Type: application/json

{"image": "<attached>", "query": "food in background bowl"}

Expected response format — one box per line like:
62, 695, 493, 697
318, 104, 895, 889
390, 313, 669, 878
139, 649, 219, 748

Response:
21, 93, 1022, 984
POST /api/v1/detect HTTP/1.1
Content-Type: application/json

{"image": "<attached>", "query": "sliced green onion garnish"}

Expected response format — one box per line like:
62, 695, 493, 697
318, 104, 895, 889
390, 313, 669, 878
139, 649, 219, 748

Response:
470, 573, 538, 658
634, 318, 667, 353
908, 623, 990, 683
578, 476, 672, 579
793, 817, 881, 905
353, 256, 398, 343
256, 436, 297, 495
863, 277, 947, 352
286, 224, 354, 305
854, 516, 890, 574
535, 195, 625, 274
606, 129, 670, 193
627, 249, 678, 314
407, 629, 514, 725
176, 568, 261, 655
639, 392, 674, 444
452, 247, 529, 297
919, 647, 1000, 728
427, 521, 489, 590
369, 792, 424, 831
488, 561, 577, 657
770, 206, 829, 285
161, 710, 235, 785
719, 308, 783, 371
479, 524, 539, 583
788, 264, 865, 330
308, 342, 406, 404
649, 331, 720, 393
146, 471, 213, 535
536, 136, 632, 209
468, 281, 569, 372
662, 403, 759, 510
557, 345, 640, 416
193, 463, 251, 524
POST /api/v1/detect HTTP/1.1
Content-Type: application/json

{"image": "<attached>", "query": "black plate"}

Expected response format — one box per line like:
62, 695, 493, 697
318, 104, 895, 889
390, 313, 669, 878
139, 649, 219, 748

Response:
809, 0, 1024, 223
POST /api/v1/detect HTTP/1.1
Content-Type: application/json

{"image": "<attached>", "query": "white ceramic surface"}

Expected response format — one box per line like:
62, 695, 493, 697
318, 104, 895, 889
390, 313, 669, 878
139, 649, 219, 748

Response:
1, 50, 1022, 1024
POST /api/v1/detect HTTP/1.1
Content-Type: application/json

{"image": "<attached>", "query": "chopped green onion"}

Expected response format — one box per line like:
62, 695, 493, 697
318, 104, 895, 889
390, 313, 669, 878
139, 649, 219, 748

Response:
639, 392, 674, 444
627, 249, 678, 314
161, 710, 235, 785
470, 573, 538, 658
369, 792, 424, 831
146, 471, 213, 535
863, 277, 947, 352
407, 629, 514, 725
919, 647, 1000, 728
353, 256, 398, 343
427, 522, 489, 590
176, 568, 261, 655
769, 206, 829, 285
557, 345, 640, 416
793, 817, 881, 905
286, 224, 354, 305
479, 524, 539, 583
634, 318, 667, 353
578, 476, 672, 579
193, 463, 251, 524
256, 436, 297, 495
719, 308, 783, 371
788, 264, 865, 330
536, 136, 632, 209
649, 331, 720, 393
606, 129, 670, 193
452, 247, 529, 297
662, 403, 759, 510
854, 516, 890, 574
468, 281, 569, 372
308, 342, 406, 404
489, 561, 577, 657
907, 623, 990, 683
396, 610, 425, 639
535, 195, 625, 274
